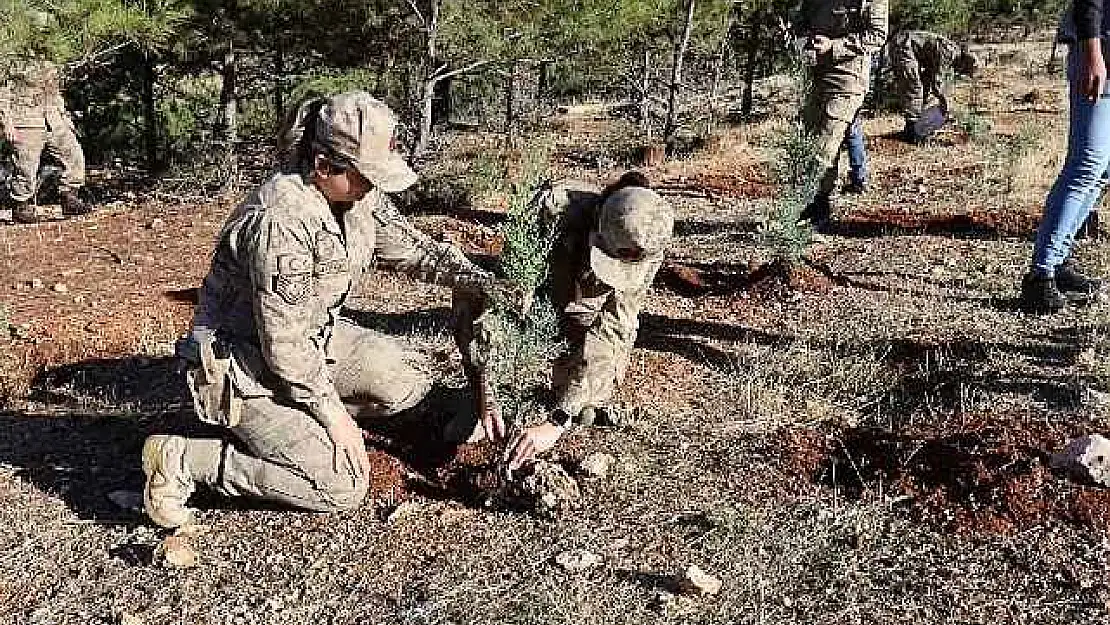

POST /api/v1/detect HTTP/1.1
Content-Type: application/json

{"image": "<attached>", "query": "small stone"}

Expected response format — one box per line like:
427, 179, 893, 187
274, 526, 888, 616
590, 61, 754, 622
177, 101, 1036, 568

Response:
118, 613, 144, 625
29, 278, 43, 289
579, 453, 615, 478
553, 549, 602, 571
386, 501, 422, 525
52, 283, 68, 293
147, 218, 165, 230
1052, 434, 1110, 486
73, 295, 85, 304
677, 564, 722, 596
160, 535, 199, 569
107, 490, 143, 513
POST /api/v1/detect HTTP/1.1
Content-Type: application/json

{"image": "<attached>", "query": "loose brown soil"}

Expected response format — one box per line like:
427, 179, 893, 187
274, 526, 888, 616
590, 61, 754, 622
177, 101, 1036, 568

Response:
783, 415, 1110, 535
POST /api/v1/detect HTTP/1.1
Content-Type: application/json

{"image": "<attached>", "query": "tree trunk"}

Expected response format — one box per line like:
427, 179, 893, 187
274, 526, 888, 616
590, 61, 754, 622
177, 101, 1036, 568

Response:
217, 44, 238, 185
505, 61, 517, 147
639, 45, 651, 136
664, 0, 696, 147
741, 14, 762, 119
274, 38, 285, 131
415, 0, 440, 157
432, 76, 451, 125
141, 51, 159, 174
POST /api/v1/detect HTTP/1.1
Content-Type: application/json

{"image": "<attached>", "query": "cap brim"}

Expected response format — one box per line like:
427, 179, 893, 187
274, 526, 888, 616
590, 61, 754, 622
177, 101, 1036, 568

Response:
355, 152, 418, 193
589, 245, 661, 292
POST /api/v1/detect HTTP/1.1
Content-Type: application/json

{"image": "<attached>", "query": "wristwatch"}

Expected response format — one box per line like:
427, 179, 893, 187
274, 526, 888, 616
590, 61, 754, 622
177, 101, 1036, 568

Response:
547, 408, 573, 428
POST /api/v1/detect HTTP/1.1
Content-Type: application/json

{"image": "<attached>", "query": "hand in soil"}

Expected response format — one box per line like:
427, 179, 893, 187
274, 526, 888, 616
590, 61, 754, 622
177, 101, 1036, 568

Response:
504, 422, 565, 473
326, 416, 367, 479
478, 375, 507, 442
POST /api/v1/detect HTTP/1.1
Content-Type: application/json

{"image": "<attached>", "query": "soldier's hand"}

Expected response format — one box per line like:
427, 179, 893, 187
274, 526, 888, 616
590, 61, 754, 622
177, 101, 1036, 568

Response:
477, 374, 507, 442
325, 416, 367, 482
810, 35, 832, 57
1079, 38, 1107, 102
504, 421, 565, 473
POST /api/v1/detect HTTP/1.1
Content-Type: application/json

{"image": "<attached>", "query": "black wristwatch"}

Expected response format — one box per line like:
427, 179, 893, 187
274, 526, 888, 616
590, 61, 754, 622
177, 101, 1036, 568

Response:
548, 408, 573, 428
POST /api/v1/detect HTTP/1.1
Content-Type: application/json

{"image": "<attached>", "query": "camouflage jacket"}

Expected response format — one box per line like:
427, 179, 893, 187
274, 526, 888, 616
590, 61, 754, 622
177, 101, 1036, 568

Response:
536, 180, 662, 417
190, 172, 493, 429
796, 0, 889, 94
888, 30, 961, 99
0, 59, 66, 129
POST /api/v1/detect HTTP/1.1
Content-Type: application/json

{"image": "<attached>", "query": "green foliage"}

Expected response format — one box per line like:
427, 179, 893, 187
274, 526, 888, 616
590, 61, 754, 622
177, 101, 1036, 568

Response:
761, 119, 821, 261
0, 0, 188, 68
476, 140, 566, 426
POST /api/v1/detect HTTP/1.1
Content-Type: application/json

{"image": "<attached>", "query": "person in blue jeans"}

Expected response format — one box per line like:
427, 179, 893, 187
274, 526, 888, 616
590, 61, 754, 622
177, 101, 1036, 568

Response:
1022, 1, 1108, 313
843, 115, 869, 194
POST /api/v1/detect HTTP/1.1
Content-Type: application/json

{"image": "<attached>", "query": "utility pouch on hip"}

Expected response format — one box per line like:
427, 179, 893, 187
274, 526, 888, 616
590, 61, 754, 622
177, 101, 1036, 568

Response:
186, 333, 243, 428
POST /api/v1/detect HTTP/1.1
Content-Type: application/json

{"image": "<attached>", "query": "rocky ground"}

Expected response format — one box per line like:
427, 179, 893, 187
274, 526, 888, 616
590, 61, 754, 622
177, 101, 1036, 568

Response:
3, 40, 1110, 625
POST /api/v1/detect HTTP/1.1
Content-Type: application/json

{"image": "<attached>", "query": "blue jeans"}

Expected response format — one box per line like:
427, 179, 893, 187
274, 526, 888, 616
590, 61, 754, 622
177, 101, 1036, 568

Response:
844, 116, 868, 185
1032, 47, 1110, 276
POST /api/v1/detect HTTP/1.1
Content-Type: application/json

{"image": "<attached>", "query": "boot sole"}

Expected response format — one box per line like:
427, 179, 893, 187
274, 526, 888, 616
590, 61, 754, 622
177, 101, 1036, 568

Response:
142, 436, 194, 529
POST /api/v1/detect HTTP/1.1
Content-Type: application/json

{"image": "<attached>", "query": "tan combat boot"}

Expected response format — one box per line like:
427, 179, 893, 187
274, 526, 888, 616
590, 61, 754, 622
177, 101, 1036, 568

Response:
142, 435, 197, 528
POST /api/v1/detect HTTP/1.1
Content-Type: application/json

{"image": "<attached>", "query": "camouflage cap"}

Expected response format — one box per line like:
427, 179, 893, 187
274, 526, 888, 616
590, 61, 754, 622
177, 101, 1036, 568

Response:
589, 186, 674, 292
313, 91, 417, 193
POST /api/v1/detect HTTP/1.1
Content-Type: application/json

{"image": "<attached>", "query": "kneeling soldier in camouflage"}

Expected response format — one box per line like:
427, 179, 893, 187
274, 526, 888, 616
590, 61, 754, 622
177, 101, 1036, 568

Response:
142, 92, 512, 527
455, 172, 675, 471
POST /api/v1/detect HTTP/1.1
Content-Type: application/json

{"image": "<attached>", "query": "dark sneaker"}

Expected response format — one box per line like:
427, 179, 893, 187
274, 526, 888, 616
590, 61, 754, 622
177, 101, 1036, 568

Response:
60, 189, 91, 216
842, 180, 868, 195
1056, 261, 1102, 296
12, 202, 38, 224
1020, 272, 1066, 314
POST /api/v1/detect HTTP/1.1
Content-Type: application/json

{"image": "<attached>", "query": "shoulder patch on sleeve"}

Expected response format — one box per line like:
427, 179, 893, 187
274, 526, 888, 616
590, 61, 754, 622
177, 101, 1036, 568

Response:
273, 253, 314, 304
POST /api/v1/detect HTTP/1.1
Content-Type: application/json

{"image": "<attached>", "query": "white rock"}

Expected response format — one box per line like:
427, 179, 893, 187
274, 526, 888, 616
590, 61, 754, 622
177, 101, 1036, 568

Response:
677, 564, 722, 596
52, 283, 68, 293
553, 549, 602, 571
579, 453, 615, 478
147, 218, 165, 230
1052, 434, 1110, 486
118, 612, 144, 625
160, 535, 199, 569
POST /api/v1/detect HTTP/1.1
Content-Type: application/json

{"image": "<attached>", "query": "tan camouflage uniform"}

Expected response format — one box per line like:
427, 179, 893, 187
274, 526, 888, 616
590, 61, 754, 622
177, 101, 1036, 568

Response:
888, 30, 963, 126
179, 173, 495, 512
0, 59, 85, 203
797, 0, 888, 198
456, 179, 673, 423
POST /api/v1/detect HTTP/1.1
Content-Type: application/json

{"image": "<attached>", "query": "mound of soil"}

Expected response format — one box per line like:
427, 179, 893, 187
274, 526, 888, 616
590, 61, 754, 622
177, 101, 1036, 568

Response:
657, 258, 835, 298
782, 416, 1110, 535
838, 206, 1041, 238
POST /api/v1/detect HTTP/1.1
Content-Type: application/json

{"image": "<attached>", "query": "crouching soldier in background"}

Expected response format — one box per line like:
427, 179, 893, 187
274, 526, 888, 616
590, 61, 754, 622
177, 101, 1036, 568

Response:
455, 172, 675, 471
142, 92, 516, 527
794, 0, 889, 231
889, 30, 979, 143
0, 15, 90, 224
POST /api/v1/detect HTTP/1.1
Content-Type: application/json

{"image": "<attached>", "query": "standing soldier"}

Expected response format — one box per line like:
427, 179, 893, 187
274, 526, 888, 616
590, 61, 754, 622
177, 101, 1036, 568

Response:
142, 92, 516, 528
795, 0, 889, 230
889, 30, 979, 143
0, 14, 90, 223
453, 172, 675, 470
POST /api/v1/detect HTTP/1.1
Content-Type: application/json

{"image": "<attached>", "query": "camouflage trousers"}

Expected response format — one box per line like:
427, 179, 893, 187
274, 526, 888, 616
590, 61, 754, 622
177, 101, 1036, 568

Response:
802, 90, 867, 197
183, 319, 433, 512
3, 112, 85, 202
